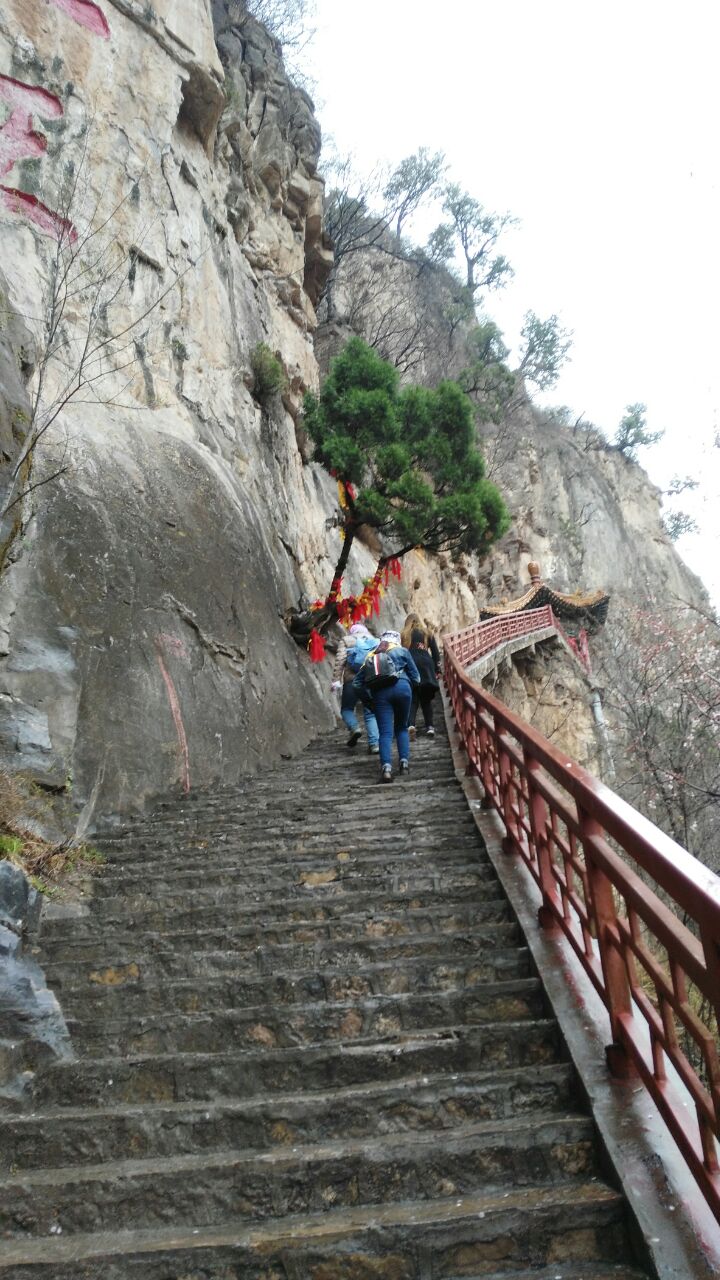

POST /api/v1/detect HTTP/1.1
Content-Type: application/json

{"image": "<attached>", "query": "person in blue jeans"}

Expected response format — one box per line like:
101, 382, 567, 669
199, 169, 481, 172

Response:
340, 680, 380, 752
331, 623, 380, 752
352, 630, 420, 783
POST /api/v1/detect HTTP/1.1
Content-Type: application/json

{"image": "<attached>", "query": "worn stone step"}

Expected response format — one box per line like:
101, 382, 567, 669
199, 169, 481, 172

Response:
0, 1113, 597, 1238
54, 948, 533, 1019
89, 854, 497, 905
0, 1181, 633, 1278
110, 779, 463, 817
74, 867, 496, 925
66, 978, 545, 1057
2, 1062, 573, 1172
56, 897, 501, 959
39, 921, 519, 987
108, 768, 460, 810
39, 899, 514, 961
31, 1019, 563, 1108
94, 834, 486, 885
39, 881, 501, 942
96, 816, 478, 864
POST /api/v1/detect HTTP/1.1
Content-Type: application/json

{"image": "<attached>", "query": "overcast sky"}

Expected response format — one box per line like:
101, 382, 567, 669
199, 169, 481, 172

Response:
306, 0, 720, 606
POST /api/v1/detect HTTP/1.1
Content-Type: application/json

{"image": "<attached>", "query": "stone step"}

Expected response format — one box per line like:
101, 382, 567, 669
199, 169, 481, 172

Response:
53, 947, 533, 1019
39, 881, 501, 942
39, 921, 519, 987
30, 1019, 562, 1108
123, 765, 457, 819
108, 764, 459, 807
0, 1114, 596, 1239
96, 814, 477, 863
94, 834, 481, 885
2, 1062, 573, 1172
65, 978, 545, 1058
0, 1181, 633, 1279
89, 853, 498, 903
73, 865, 497, 923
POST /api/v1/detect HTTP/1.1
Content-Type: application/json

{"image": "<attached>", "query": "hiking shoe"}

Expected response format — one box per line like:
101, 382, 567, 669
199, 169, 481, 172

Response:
399, 759, 409, 776
426, 726, 435, 738
346, 729, 361, 748
368, 744, 380, 754
408, 725, 416, 739
379, 765, 393, 784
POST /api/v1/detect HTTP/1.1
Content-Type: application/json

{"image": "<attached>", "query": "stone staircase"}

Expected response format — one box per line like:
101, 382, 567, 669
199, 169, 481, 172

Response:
0, 713, 651, 1278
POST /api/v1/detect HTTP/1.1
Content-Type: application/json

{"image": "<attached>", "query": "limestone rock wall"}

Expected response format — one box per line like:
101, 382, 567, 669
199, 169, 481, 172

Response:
472, 388, 708, 615
0, 0, 352, 820
480, 641, 606, 777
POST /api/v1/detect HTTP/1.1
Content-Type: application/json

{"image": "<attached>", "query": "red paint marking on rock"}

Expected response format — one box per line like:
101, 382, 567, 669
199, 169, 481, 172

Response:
45, 0, 110, 37
0, 75, 76, 241
155, 638, 191, 794
0, 187, 76, 241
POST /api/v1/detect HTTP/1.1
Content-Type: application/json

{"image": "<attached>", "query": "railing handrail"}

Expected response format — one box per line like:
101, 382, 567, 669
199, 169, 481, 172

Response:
443, 615, 720, 1225
445, 605, 592, 675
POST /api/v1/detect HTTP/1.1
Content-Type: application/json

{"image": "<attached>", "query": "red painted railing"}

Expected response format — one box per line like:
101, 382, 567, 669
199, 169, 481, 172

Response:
444, 618, 720, 1224
446, 605, 555, 668
450, 605, 592, 676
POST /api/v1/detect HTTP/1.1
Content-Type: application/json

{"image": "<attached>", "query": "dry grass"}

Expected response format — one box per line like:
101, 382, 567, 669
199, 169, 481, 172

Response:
0, 771, 105, 897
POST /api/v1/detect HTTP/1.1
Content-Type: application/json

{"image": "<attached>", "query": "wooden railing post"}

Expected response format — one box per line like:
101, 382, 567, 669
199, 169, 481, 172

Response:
497, 722, 520, 856
580, 808, 635, 1078
463, 692, 479, 780
699, 923, 720, 1148
525, 752, 561, 934
477, 717, 495, 809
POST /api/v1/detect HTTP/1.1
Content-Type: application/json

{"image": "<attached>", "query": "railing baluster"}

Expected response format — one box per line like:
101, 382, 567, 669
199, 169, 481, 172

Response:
525, 752, 561, 933
579, 808, 635, 1078
497, 724, 520, 856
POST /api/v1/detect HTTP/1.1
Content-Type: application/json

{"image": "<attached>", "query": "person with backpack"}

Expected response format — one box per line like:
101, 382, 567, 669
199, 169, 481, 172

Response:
407, 628, 439, 738
331, 623, 380, 752
352, 629, 421, 783
401, 613, 441, 677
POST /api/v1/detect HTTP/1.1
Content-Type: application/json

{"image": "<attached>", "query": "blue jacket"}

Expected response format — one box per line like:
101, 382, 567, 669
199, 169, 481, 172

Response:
352, 644, 421, 696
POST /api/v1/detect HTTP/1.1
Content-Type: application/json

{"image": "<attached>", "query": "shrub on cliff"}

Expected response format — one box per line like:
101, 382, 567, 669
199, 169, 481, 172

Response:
612, 402, 664, 459
250, 343, 286, 404
303, 337, 510, 589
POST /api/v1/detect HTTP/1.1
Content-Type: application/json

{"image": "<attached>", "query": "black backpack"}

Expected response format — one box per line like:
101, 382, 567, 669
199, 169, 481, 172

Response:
362, 644, 401, 690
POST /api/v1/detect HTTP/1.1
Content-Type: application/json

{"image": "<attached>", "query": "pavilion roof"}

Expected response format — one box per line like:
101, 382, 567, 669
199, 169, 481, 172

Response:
478, 564, 610, 632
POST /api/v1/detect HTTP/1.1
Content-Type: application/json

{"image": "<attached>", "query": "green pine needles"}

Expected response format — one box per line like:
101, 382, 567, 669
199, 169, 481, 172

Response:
304, 337, 510, 564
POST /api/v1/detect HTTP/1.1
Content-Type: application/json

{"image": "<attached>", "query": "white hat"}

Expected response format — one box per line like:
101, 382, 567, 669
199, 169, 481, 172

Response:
380, 629, 401, 644
349, 623, 372, 637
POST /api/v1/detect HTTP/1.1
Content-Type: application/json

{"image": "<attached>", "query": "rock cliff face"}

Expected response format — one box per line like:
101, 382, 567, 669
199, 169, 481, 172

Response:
0, 1, 710, 823
0, 0, 344, 819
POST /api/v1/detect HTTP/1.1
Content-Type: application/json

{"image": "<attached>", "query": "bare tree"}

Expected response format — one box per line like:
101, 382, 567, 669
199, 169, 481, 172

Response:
663, 510, 699, 540
612, 402, 664, 459
598, 605, 720, 865
429, 184, 515, 297
516, 311, 572, 391
383, 147, 446, 239
243, 0, 317, 76
1, 150, 192, 530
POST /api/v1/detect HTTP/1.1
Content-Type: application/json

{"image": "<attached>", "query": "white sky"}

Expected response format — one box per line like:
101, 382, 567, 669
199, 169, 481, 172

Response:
306, 0, 720, 606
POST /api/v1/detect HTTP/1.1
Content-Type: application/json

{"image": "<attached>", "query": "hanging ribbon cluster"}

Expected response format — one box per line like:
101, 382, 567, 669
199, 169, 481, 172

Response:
305, 556, 403, 663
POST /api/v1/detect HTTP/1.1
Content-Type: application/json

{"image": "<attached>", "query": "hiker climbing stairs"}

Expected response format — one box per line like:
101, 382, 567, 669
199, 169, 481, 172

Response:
0, 712, 651, 1278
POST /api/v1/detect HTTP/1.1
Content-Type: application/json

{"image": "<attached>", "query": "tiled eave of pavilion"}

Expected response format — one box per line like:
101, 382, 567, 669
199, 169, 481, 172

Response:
478, 564, 610, 635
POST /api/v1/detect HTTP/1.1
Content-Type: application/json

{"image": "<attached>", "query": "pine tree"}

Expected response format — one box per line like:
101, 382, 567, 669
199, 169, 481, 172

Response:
303, 337, 510, 594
